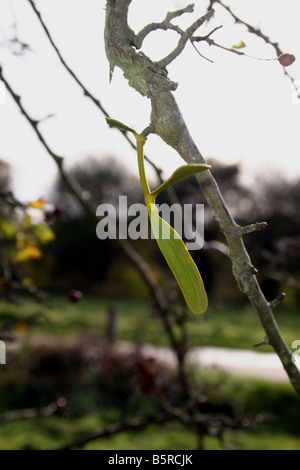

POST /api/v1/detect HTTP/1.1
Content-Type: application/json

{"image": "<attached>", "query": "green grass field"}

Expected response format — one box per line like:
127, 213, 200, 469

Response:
1, 295, 299, 351
0, 374, 299, 450
0, 295, 300, 450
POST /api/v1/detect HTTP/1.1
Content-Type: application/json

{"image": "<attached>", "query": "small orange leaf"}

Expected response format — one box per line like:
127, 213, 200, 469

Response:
15, 322, 28, 333
28, 198, 47, 209
14, 245, 42, 263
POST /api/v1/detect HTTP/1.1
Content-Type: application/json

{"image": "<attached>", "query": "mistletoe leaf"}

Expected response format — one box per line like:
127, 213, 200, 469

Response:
106, 117, 208, 315
148, 204, 208, 315
106, 117, 138, 137
149, 163, 210, 201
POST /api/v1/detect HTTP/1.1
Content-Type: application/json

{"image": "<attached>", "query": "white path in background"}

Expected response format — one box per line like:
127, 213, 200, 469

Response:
117, 342, 300, 382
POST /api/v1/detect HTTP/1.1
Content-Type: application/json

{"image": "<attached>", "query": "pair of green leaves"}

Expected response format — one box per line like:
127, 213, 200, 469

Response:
106, 118, 210, 315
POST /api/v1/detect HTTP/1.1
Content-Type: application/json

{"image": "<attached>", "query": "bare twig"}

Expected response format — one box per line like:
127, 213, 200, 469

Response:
0, 402, 58, 423
157, 10, 215, 69
240, 222, 268, 235
57, 401, 242, 450
0, 65, 172, 352
269, 293, 286, 309
26, 0, 164, 182
56, 414, 171, 450
135, 3, 194, 47
253, 336, 270, 348
210, 0, 300, 100
0, 62, 197, 406
213, 0, 282, 55
0, 190, 27, 210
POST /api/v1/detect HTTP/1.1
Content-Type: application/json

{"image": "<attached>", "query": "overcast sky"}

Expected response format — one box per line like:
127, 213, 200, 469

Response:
0, 0, 299, 201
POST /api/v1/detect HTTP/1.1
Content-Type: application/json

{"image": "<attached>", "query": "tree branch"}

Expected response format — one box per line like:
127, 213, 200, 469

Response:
0, 65, 173, 351
213, 0, 282, 55
210, 0, 300, 100
56, 402, 243, 450
0, 401, 58, 423
104, 0, 300, 397
56, 413, 171, 450
0, 67, 97, 218
26, 0, 164, 183
0, 60, 199, 403
157, 10, 215, 69
135, 4, 194, 47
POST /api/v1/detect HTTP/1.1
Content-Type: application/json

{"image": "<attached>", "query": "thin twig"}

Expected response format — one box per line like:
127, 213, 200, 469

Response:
157, 10, 215, 69
56, 414, 171, 450
211, 0, 300, 100
0, 63, 195, 402
135, 3, 194, 46
0, 402, 58, 422
0, 65, 172, 351
26, 0, 164, 182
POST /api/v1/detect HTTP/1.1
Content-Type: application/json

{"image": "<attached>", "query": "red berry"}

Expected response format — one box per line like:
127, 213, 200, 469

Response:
44, 211, 54, 222
68, 290, 82, 303
53, 205, 64, 217
278, 53, 296, 67
56, 397, 67, 409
